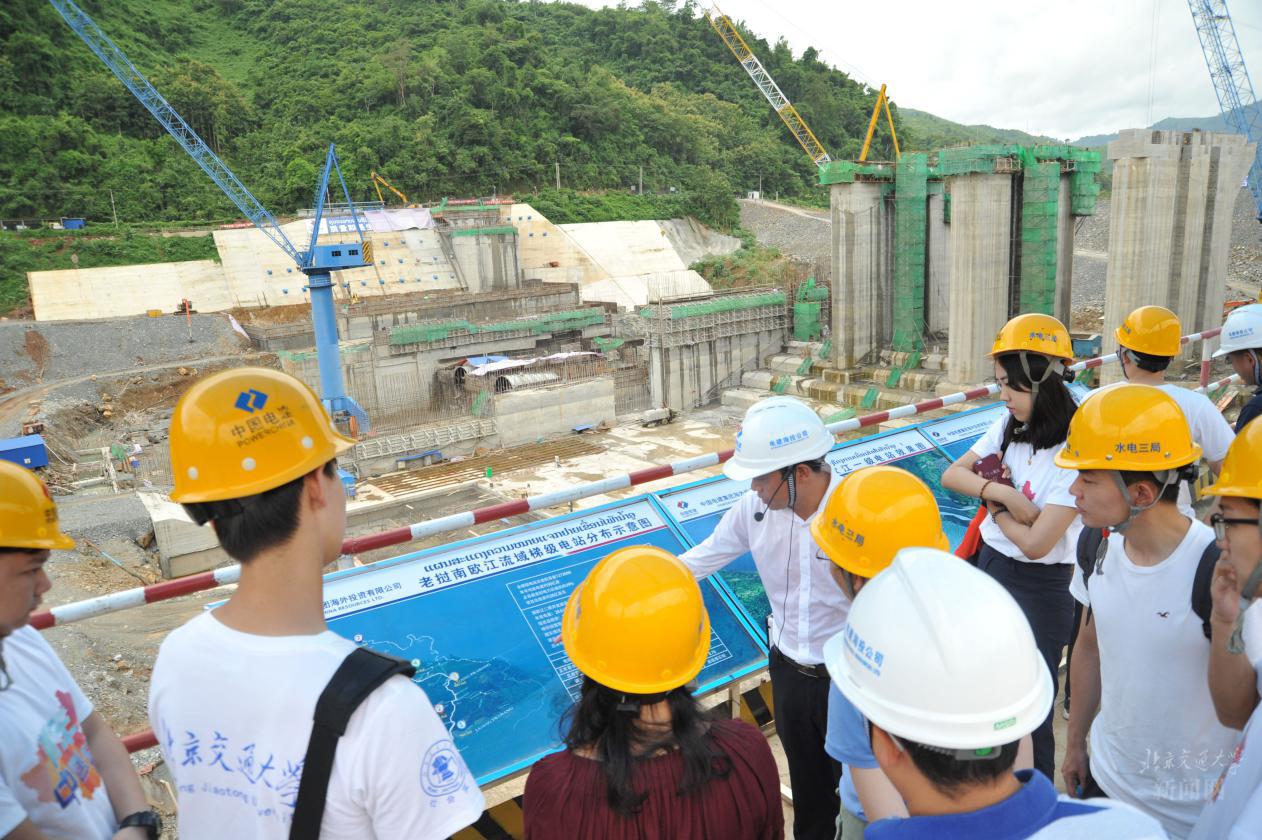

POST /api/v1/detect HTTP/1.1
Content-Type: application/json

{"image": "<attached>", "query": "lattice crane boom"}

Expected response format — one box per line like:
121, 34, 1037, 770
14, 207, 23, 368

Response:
1187, 0, 1262, 220
705, 5, 831, 166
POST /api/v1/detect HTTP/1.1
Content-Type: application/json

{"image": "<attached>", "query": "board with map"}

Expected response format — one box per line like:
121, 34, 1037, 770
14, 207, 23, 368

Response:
319, 498, 769, 785
653, 408, 1000, 633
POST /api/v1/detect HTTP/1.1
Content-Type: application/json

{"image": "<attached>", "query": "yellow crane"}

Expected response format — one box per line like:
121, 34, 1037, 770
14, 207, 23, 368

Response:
859, 83, 900, 162
370, 170, 411, 207
705, 3, 830, 166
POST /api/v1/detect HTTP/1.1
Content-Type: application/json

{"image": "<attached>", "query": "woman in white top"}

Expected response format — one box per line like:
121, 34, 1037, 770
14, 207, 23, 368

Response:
943, 312, 1082, 781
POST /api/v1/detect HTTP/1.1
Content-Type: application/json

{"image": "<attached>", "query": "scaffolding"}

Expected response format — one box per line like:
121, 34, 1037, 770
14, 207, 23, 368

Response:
386, 308, 607, 349
629, 288, 789, 349
1019, 161, 1061, 315
892, 153, 929, 351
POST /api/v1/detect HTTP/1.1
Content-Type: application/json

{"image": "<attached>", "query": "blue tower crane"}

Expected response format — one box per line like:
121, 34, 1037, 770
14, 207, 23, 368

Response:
1187, 0, 1262, 221
48, 0, 372, 431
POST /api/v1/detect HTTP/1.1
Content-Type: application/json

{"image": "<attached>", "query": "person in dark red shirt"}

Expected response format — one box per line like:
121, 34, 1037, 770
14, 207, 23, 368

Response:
523, 546, 784, 840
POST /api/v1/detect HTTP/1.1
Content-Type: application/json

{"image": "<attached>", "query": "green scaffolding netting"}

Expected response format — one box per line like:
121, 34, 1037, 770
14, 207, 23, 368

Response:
793, 302, 822, 342
1019, 161, 1060, 315
640, 291, 786, 320
388, 309, 605, 345
892, 153, 928, 352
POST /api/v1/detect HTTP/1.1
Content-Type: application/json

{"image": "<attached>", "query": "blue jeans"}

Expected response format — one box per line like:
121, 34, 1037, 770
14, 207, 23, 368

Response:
978, 543, 1075, 780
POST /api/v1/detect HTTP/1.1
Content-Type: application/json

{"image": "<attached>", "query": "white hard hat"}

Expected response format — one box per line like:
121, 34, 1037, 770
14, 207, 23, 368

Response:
724, 398, 833, 481
1214, 303, 1262, 358
824, 547, 1052, 752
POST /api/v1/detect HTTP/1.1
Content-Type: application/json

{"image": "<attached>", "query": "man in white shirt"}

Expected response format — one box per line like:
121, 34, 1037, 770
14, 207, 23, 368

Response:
1191, 420, 1262, 839
681, 397, 846, 840
1056, 385, 1238, 839
1106, 305, 1235, 514
150, 368, 484, 839
0, 460, 157, 840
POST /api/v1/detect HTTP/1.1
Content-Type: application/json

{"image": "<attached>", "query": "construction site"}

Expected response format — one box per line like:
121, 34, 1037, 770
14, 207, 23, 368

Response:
6, 0, 1262, 837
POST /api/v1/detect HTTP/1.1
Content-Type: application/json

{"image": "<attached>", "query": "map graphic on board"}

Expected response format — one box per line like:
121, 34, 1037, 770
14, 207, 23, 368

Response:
319, 499, 768, 785
654, 407, 1002, 634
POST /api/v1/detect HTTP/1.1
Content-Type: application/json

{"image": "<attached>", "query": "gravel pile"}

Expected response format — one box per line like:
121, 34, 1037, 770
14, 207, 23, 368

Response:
738, 199, 831, 264
0, 313, 244, 385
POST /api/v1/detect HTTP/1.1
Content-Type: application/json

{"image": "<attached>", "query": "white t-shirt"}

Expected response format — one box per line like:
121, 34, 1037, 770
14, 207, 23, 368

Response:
1086, 382, 1235, 515
1189, 601, 1262, 840
1070, 519, 1238, 839
149, 611, 485, 840
969, 413, 1082, 564
0, 626, 117, 840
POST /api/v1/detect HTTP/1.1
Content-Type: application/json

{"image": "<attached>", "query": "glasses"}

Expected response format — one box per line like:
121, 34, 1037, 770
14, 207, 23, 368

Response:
1211, 512, 1258, 541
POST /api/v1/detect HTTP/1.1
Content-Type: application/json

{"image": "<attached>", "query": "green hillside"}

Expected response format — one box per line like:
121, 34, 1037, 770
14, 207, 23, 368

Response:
898, 108, 1059, 150
0, 0, 908, 228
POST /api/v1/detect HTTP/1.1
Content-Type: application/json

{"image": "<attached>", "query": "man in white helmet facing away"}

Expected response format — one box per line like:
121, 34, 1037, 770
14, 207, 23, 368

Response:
826, 547, 1166, 839
1215, 303, 1262, 433
680, 397, 846, 840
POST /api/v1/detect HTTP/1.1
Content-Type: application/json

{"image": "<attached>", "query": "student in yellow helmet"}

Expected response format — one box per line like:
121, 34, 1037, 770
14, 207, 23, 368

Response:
1098, 305, 1235, 513
0, 461, 157, 840
1056, 384, 1234, 837
812, 466, 949, 837
942, 312, 1083, 780
149, 368, 483, 839
1189, 420, 1262, 838
522, 546, 783, 839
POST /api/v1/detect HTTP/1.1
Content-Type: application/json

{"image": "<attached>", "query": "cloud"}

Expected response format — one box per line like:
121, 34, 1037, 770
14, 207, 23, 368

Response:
565, 0, 1262, 141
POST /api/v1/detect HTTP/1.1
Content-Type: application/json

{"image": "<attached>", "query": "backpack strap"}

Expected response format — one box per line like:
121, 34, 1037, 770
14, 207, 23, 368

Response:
1191, 539, 1222, 641
1075, 526, 1107, 588
289, 648, 416, 839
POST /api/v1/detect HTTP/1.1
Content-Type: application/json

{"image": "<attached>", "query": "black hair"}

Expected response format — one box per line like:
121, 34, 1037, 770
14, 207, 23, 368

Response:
786, 457, 826, 475
1127, 348, 1171, 373
1119, 469, 1187, 505
996, 353, 1077, 452
0, 548, 44, 556
560, 676, 732, 818
182, 460, 337, 563
899, 735, 1020, 795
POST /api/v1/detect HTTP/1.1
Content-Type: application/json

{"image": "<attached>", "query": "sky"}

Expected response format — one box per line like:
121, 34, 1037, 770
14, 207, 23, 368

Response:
567, 0, 1262, 141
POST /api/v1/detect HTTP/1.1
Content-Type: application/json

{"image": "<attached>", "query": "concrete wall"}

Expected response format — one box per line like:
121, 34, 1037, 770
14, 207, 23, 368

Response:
449, 231, 519, 293
926, 192, 951, 335
946, 173, 1013, 386
1102, 129, 1256, 383
30, 260, 227, 320
650, 328, 783, 410
1054, 175, 1075, 325
831, 182, 890, 367
494, 378, 616, 446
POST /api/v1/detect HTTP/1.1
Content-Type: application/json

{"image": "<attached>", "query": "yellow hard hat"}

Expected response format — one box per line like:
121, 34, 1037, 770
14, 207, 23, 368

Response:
169, 367, 355, 503
561, 545, 710, 694
1117, 306, 1182, 357
1055, 384, 1201, 472
1203, 419, 1262, 501
0, 460, 75, 551
810, 466, 949, 578
990, 313, 1072, 360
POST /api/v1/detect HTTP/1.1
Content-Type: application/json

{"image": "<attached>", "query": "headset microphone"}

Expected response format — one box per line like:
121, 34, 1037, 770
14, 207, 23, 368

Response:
754, 471, 793, 522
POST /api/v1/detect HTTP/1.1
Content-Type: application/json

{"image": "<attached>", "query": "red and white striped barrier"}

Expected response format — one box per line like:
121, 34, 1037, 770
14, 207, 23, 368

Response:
31, 328, 1231, 632
1196, 373, 1242, 394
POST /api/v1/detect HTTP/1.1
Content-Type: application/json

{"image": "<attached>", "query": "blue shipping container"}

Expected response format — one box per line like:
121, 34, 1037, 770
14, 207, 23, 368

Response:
0, 435, 49, 469
61, 217, 86, 230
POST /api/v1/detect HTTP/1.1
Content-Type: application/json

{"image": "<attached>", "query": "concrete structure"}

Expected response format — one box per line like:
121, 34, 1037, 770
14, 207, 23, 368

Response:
946, 174, 1013, 386
495, 378, 616, 446
829, 180, 889, 367
1101, 129, 1257, 383
821, 145, 1100, 388
621, 289, 789, 411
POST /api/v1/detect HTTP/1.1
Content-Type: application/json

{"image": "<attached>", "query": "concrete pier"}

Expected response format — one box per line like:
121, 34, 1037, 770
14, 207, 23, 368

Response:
1102, 129, 1256, 383
946, 173, 1013, 386
830, 181, 890, 367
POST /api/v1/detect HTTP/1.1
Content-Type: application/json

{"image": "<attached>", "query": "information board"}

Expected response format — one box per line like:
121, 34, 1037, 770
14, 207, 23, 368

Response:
653, 477, 769, 638
318, 498, 769, 785
919, 404, 1007, 461
654, 410, 999, 634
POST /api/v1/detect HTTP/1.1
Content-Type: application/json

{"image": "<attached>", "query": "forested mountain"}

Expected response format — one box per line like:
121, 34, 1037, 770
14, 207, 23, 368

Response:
0, 0, 912, 228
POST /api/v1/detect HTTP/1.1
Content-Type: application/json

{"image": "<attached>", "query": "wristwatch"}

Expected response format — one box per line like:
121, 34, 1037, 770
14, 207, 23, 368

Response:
118, 810, 162, 840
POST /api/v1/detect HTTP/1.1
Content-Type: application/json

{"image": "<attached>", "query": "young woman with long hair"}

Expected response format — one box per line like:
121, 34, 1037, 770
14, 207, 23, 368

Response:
942, 313, 1082, 782
523, 546, 783, 840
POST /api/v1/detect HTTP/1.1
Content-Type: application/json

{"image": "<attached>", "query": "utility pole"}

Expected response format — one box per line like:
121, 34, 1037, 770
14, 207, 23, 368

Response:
109, 189, 118, 225
639, 165, 643, 195
555, 161, 561, 191
758, 173, 763, 197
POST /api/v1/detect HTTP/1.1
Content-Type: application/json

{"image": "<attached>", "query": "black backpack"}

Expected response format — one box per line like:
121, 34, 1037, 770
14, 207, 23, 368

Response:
1076, 527, 1218, 640
288, 648, 417, 839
